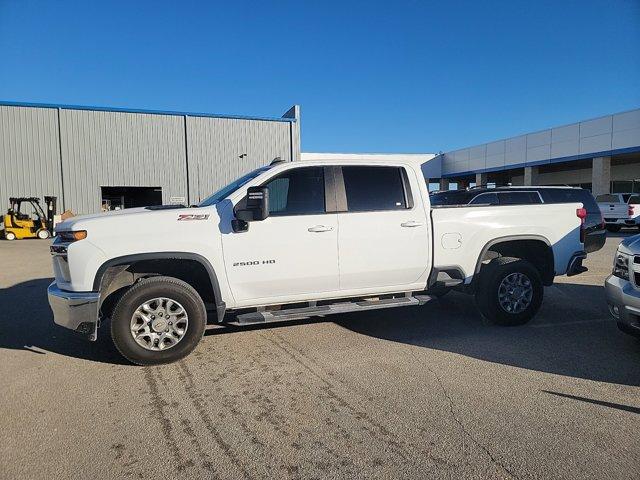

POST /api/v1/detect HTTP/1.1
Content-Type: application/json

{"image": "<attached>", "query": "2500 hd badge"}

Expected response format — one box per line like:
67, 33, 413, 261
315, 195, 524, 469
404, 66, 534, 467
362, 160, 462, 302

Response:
233, 259, 276, 267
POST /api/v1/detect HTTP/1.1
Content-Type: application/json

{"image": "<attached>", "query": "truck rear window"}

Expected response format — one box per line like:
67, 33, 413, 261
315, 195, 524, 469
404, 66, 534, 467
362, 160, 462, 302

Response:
596, 194, 619, 203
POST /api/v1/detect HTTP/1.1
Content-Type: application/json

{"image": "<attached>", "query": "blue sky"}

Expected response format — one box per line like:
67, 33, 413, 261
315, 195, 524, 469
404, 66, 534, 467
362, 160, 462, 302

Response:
0, 0, 638, 153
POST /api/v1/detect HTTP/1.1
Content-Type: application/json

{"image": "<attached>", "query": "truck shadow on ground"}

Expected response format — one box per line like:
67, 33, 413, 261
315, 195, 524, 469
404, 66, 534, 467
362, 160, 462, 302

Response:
3, 279, 639, 383
335, 283, 640, 387
0, 278, 128, 365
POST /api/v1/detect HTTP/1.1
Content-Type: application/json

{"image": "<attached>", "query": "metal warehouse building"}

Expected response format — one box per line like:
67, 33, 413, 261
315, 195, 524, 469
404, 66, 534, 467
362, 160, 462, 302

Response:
0, 102, 300, 214
2, 100, 640, 216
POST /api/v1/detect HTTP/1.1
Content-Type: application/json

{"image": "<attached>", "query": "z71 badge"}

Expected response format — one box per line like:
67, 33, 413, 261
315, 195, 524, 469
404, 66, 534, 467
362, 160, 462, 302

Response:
177, 214, 210, 221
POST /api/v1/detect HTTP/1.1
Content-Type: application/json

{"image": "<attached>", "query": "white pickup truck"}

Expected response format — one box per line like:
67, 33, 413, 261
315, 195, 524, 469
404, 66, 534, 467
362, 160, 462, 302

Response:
596, 193, 640, 232
48, 158, 589, 365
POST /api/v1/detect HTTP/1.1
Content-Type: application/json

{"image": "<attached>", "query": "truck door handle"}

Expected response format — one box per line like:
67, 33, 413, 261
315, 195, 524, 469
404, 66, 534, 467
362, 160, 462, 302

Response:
308, 225, 334, 233
401, 221, 423, 228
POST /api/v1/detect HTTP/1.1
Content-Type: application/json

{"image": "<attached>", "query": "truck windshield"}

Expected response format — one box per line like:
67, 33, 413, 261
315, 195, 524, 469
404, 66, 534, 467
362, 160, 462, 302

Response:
198, 166, 271, 207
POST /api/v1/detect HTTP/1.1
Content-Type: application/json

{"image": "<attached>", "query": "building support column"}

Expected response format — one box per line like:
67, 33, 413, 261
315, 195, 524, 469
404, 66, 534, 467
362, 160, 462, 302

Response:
592, 156, 611, 196
476, 173, 487, 186
439, 178, 449, 191
524, 166, 539, 186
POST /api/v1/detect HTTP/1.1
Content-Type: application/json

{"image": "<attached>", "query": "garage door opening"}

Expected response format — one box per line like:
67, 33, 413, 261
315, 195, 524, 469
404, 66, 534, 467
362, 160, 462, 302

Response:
101, 187, 162, 211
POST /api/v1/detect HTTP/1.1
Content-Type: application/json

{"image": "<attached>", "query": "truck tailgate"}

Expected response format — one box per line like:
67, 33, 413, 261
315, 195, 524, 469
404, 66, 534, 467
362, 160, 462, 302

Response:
598, 202, 628, 221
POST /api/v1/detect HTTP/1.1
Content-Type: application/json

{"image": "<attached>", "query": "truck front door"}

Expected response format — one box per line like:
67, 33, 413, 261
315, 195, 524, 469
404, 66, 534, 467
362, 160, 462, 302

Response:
222, 166, 339, 305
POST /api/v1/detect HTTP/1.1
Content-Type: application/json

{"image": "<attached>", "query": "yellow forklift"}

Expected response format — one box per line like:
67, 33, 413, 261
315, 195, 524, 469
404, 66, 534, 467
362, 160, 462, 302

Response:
2, 196, 57, 240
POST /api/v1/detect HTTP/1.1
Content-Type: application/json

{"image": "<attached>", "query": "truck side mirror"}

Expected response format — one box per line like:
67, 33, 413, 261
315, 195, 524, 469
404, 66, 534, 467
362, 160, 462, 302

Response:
232, 186, 269, 232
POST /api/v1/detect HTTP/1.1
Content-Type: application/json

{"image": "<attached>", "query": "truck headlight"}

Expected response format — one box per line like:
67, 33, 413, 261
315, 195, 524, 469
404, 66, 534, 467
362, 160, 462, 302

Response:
613, 251, 630, 280
56, 230, 87, 242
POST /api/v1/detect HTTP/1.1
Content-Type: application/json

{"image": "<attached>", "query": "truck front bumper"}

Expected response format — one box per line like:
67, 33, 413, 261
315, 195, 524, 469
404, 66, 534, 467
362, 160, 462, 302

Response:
604, 275, 640, 337
48, 282, 100, 341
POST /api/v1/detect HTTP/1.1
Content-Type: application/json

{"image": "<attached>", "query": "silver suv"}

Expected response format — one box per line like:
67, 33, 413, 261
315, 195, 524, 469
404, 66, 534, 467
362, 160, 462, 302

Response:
605, 234, 640, 337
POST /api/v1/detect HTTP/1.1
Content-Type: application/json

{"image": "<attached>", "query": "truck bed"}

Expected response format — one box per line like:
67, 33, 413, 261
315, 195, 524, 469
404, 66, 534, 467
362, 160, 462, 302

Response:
430, 203, 583, 283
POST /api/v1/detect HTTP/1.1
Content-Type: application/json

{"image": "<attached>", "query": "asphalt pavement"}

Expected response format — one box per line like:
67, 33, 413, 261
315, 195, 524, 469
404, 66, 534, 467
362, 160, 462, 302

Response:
0, 234, 638, 479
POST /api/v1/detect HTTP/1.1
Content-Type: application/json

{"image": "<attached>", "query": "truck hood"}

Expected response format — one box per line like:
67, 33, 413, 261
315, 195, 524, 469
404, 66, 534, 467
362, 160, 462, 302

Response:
58, 207, 152, 228
56, 205, 220, 233
618, 234, 640, 255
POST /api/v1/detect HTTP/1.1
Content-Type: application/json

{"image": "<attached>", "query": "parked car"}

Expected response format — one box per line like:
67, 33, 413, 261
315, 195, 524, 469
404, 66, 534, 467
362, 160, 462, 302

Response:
48, 159, 591, 365
430, 186, 606, 253
595, 193, 640, 232
604, 234, 640, 338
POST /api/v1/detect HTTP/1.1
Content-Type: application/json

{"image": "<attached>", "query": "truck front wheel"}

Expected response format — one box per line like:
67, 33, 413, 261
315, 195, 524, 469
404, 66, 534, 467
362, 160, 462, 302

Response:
475, 257, 543, 326
110, 276, 207, 365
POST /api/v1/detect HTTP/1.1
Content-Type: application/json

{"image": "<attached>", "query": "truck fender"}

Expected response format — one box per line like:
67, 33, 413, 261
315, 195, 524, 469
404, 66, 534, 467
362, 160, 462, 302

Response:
93, 252, 226, 321
473, 235, 554, 285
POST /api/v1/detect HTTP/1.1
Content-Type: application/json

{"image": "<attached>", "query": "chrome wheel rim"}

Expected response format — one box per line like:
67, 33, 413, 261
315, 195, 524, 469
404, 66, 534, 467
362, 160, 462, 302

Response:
498, 272, 533, 314
130, 297, 189, 351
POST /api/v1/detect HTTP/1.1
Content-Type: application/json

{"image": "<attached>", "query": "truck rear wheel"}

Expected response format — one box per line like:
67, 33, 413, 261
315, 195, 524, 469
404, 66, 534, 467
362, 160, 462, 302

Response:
475, 257, 543, 326
110, 276, 206, 365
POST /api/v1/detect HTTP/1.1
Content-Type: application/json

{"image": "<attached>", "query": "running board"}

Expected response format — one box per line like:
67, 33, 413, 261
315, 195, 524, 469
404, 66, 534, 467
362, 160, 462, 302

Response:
229, 295, 433, 326
435, 278, 463, 288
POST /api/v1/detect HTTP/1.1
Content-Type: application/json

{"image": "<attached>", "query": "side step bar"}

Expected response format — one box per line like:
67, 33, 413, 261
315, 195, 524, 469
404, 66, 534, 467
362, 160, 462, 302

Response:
228, 294, 433, 326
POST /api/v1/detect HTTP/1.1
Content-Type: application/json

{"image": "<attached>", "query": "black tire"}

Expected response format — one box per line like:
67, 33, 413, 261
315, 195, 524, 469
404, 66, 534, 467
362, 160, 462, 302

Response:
110, 276, 206, 365
475, 257, 543, 326
428, 285, 451, 299
616, 321, 640, 338
606, 225, 621, 233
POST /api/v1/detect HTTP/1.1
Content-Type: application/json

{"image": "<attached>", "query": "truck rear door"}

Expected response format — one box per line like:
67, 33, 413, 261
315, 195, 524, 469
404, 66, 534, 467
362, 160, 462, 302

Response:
335, 165, 430, 291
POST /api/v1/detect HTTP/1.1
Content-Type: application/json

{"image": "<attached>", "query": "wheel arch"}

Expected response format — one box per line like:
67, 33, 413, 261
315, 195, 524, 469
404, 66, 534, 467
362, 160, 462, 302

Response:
474, 235, 555, 286
94, 252, 226, 321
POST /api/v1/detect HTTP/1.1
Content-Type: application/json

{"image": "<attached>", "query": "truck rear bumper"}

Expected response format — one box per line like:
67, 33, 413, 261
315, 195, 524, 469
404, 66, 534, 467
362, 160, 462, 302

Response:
566, 251, 588, 277
604, 218, 638, 226
48, 282, 100, 341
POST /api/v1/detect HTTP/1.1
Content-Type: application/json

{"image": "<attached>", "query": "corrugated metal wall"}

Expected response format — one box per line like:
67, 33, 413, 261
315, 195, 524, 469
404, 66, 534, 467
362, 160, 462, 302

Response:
0, 103, 299, 214
0, 105, 63, 210
59, 109, 188, 213
186, 117, 292, 203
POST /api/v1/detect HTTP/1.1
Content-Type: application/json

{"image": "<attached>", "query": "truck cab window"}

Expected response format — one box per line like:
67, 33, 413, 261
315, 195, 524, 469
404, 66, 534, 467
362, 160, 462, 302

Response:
264, 167, 325, 216
342, 166, 408, 212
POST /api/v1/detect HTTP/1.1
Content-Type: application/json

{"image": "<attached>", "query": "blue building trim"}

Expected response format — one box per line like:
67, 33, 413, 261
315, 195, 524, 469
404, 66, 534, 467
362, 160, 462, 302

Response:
0, 100, 296, 123
442, 145, 640, 178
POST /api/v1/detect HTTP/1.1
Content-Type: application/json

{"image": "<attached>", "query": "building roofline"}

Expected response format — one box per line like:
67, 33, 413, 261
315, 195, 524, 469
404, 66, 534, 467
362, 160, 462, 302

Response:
441, 145, 640, 178
301, 152, 437, 161
0, 100, 296, 123
443, 106, 640, 154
